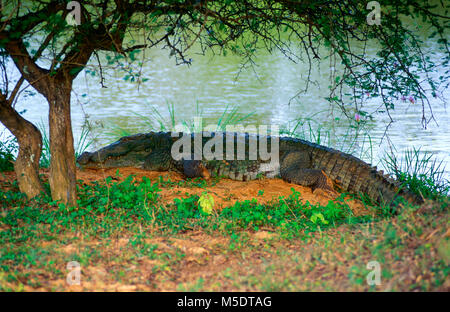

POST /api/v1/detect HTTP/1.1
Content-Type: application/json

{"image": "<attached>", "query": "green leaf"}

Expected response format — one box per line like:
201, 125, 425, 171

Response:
69, 67, 83, 76
198, 192, 214, 215
310, 213, 328, 225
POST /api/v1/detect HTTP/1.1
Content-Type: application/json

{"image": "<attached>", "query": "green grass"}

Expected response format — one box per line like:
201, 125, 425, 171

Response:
0, 171, 448, 291
0, 173, 369, 242
37, 120, 94, 168
0, 134, 16, 172
280, 110, 375, 163
382, 147, 450, 200
106, 102, 255, 141
0, 154, 448, 291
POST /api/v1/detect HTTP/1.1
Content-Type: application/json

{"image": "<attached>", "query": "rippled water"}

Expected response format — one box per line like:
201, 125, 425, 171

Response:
2, 34, 449, 178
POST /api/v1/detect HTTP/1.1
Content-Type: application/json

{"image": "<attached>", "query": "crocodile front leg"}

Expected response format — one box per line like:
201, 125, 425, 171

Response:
142, 148, 182, 172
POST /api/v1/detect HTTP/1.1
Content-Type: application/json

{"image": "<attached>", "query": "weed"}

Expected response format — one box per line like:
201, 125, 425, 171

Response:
0, 142, 448, 291
38, 120, 94, 168
0, 134, 16, 172
106, 102, 254, 140
382, 147, 449, 200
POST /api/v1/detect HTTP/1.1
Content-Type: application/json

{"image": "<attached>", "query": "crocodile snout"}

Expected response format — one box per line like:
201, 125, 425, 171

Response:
76, 151, 92, 165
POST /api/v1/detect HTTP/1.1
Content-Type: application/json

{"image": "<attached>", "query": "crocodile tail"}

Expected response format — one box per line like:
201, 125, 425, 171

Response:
309, 144, 423, 206
363, 167, 423, 205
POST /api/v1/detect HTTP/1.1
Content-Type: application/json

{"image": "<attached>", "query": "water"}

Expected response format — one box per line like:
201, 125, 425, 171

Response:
1, 32, 449, 178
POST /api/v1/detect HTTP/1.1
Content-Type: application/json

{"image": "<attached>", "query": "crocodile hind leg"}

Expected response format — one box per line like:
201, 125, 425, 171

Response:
182, 159, 211, 180
281, 168, 335, 194
280, 150, 336, 197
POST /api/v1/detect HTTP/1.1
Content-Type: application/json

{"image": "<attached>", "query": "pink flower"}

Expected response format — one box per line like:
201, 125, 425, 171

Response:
354, 113, 361, 122
408, 96, 415, 104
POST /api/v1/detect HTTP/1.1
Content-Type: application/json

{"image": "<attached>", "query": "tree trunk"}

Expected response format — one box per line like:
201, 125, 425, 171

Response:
0, 102, 45, 197
46, 81, 77, 207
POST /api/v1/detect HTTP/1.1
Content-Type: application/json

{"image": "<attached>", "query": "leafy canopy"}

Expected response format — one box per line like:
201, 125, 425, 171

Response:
0, 0, 448, 127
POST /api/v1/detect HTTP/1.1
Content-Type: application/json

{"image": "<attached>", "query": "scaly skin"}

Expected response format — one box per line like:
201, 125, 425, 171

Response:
77, 131, 423, 206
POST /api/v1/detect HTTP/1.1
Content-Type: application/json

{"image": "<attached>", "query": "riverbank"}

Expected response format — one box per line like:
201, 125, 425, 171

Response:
0, 168, 448, 291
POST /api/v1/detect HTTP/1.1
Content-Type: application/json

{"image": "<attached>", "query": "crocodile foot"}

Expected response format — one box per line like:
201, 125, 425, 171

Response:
312, 185, 339, 200
281, 167, 337, 194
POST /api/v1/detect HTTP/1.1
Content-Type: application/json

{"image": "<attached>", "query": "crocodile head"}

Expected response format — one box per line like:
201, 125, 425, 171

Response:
76, 132, 174, 169
142, 148, 176, 171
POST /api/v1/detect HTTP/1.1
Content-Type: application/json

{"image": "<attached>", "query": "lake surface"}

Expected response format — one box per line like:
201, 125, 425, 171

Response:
1, 31, 449, 178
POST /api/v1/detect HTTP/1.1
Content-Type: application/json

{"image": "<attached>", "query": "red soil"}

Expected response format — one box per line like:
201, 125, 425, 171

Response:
0, 167, 371, 215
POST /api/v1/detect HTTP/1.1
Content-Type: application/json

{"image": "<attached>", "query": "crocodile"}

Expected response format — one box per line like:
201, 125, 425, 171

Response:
77, 131, 423, 206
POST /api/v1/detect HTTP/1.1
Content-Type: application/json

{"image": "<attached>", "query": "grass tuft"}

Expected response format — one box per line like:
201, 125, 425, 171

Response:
106, 102, 254, 141
38, 120, 94, 168
0, 134, 16, 172
382, 147, 449, 200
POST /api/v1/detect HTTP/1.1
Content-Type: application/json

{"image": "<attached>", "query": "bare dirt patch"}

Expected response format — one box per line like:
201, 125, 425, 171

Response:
1, 167, 369, 215
75, 167, 369, 215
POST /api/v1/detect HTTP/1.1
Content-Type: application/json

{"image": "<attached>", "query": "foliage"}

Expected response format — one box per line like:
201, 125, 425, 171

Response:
107, 102, 255, 141
0, 134, 16, 172
382, 147, 450, 200
280, 109, 375, 163
0, 174, 370, 241
37, 121, 50, 168
0, 167, 448, 291
38, 121, 93, 168
0, 186, 447, 291
1, 0, 447, 128
198, 192, 214, 215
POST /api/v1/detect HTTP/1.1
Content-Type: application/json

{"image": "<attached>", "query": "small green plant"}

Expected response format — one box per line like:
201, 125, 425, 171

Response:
215, 104, 254, 132
198, 192, 214, 215
382, 147, 449, 200
105, 125, 133, 139
38, 120, 94, 167
280, 110, 374, 163
75, 122, 94, 159
107, 101, 254, 138
37, 120, 50, 167
0, 134, 17, 172
310, 212, 328, 225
